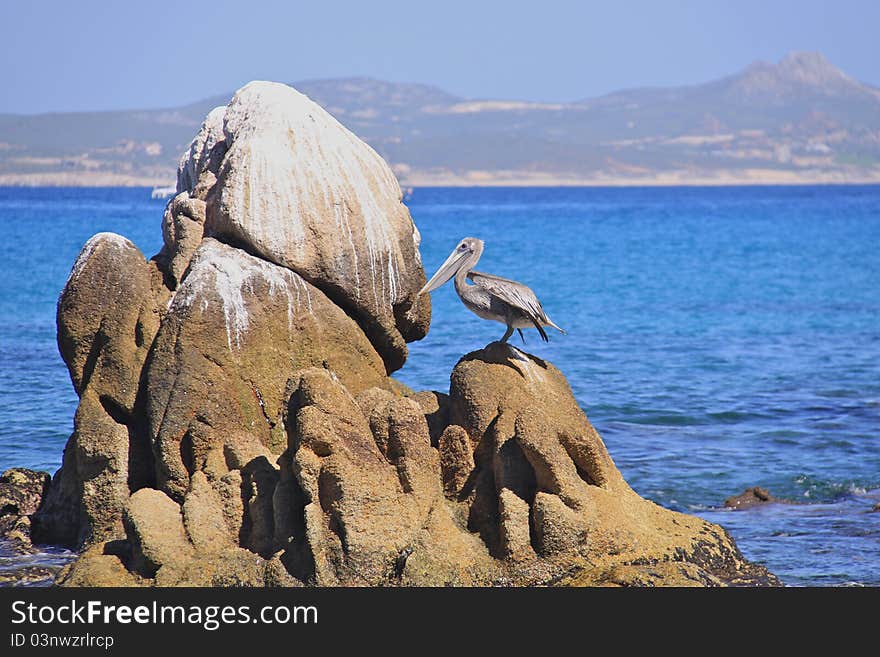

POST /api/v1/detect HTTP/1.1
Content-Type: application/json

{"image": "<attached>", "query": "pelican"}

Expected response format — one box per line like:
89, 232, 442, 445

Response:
419, 237, 565, 343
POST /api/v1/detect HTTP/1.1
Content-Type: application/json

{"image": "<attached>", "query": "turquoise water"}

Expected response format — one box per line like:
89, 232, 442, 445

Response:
1, 186, 878, 586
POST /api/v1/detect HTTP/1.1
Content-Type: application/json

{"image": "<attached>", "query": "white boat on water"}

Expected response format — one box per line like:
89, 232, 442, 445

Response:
151, 185, 177, 199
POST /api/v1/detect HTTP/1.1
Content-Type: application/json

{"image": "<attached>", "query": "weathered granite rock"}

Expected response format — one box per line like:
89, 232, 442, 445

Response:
444, 343, 780, 585
0, 468, 50, 548
181, 471, 237, 553
176, 105, 227, 200
156, 193, 206, 289
157, 547, 268, 587
205, 81, 430, 372
561, 561, 724, 587
56, 542, 144, 587
438, 425, 473, 499
56, 232, 165, 411
145, 238, 390, 500
240, 455, 280, 557
724, 486, 777, 509
36, 81, 433, 552
123, 488, 194, 578
55, 342, 778, 587
155, 106, 228, 289
282, 368, 494, 585
48, 392, 131, 545
409, 390, 450, 444
34, 234, 167, 548
58, 528, 299, 588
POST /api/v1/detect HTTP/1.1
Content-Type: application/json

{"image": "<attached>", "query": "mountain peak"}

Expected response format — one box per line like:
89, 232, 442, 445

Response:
732, 51, 860, 99
776, 51, 850, 85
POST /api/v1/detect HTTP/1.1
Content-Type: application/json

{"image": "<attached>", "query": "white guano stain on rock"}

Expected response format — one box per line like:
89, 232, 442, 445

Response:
172, 240, 314, 351
508, 347, 547, 387
216, 82, 409, 309
177, 106, 227, 195
67, 232, 136, 286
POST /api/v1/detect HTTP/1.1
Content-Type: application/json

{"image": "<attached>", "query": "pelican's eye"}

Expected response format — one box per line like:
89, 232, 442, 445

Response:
459, 243, 467, 251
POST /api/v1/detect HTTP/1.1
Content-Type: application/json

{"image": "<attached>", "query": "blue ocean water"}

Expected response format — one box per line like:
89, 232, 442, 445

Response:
1, 185, 878, 586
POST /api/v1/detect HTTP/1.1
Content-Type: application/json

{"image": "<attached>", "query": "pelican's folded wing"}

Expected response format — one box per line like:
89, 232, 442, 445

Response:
468, 270, 550, 340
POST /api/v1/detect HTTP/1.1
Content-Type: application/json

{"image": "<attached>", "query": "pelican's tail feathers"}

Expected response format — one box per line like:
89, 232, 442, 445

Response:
546, 318, 566, 335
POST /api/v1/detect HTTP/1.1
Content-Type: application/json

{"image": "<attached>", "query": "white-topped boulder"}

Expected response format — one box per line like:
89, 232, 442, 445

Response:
177, 105, 227, 198
205, 81, 430, 372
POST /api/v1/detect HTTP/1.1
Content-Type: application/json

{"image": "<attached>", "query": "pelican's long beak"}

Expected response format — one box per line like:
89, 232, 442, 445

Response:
419, 249, 467, 295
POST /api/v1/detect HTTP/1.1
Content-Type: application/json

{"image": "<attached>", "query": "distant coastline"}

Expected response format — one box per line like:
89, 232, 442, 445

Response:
2, 168, 880, 188
397, 168, 880, 187
2, 53, 879, 192
0, 173, 174, 187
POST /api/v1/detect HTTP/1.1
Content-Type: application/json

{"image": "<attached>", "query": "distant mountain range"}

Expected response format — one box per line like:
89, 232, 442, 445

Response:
1, 52, 879, 186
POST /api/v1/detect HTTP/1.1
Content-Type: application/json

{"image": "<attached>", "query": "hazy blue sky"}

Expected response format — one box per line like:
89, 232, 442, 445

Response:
2, 0, 878, 113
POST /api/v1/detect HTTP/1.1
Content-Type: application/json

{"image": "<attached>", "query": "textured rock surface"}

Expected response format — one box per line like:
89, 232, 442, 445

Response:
124, 488, 194, 578
282, 368, 494, 585
182, 471, 237, 553
53, 341, 779, 587
206, 81, 430, 372
156, 192, 206, 288
34, 234, 166, 547
145, 238, 390, 500
724, 486, 778, 509
443, 343, 780, 585
56, 232, 165, 410
0, 468, 50, 548
176, 105, 227, 199
56, 543, 144, 587
155, 106, 228, 289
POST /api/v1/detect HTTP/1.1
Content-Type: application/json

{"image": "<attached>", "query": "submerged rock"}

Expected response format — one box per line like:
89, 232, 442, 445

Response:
724, 486, 778, 509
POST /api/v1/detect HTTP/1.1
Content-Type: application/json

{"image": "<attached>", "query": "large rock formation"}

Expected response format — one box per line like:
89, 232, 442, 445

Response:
38, 81, 778, 587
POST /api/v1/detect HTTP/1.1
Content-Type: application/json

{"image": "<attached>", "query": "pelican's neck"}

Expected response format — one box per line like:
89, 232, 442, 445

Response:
453, 266, 470, 295
453, 243, 482, 295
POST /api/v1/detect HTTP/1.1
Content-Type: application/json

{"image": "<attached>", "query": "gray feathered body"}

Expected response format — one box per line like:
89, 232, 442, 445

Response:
420, 236, 564, 343
455, 269, 563, 342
